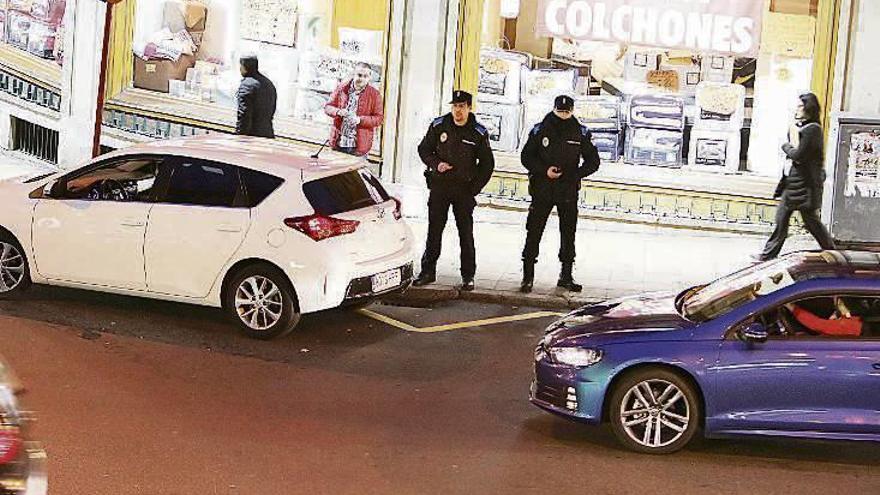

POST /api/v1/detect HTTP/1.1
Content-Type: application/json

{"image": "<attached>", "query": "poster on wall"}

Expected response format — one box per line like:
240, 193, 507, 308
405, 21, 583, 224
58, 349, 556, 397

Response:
844, 130, 880, 198
241, 0, 298, 47
536, 0, 765, 56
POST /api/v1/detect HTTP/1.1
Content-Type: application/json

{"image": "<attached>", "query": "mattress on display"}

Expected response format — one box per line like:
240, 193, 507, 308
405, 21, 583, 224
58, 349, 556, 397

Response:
478, 49, 529, 105
591, 130, 622, 162
688, 128, 741, 170
624, 126, 683, 167
628, 94, 685, 130
694, 82, 746, 131
474, 100, 523, 153
574, 95, 621, 131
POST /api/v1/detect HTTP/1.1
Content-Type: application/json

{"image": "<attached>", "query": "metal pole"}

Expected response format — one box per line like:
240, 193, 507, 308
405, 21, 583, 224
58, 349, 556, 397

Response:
93, 1, 119, 157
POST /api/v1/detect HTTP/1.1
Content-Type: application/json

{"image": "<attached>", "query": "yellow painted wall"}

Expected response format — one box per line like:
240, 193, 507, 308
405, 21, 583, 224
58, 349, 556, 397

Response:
811, 0, 841, 126
105, 0, 137, 99
514, 0, 551, 58
454, 0, 485, 96
331, 0, 390, 49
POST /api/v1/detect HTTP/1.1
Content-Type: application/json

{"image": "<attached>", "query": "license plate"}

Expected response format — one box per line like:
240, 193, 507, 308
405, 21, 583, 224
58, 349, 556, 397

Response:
371, 268, 401, 293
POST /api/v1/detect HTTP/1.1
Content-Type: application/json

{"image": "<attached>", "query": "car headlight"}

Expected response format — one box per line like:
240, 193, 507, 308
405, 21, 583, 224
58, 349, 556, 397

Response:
548, 347, 603, 367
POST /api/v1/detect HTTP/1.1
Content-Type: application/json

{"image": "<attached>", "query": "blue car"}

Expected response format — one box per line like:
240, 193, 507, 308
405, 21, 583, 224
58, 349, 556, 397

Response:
530, 250, 880, 454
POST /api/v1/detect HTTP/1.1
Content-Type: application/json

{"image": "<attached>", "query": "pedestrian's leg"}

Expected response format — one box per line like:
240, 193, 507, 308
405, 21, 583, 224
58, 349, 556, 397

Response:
522, 200, 554, 264
452, 194, 477, 281
799, 209, 837, 250
419, 191, 450, 277
761, 203, 794, 260
557, 200, 578, 264
556, 200, 582, 292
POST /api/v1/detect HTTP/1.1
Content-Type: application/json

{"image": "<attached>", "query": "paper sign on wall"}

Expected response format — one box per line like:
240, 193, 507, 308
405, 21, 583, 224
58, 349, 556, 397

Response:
536, 0, 765, 56
241, 0, 298, 47
760, 12, 816, 58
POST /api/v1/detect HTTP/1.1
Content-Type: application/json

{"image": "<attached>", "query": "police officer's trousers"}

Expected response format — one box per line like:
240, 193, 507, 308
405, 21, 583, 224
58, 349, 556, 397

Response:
421, 188, 477, 278
522, 198, 578, 265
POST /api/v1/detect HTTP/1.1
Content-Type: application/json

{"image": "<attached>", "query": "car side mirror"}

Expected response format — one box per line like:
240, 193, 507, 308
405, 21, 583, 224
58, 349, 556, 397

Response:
738, 322, 769, 344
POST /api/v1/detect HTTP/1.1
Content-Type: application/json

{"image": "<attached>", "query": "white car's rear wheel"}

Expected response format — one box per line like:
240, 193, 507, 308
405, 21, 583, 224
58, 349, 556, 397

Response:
0, 235, 30, 299
224, 265, 299, 340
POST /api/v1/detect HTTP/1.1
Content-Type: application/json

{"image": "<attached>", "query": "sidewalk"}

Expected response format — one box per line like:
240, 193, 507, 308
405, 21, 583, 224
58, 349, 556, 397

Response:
390, 184, 817, 309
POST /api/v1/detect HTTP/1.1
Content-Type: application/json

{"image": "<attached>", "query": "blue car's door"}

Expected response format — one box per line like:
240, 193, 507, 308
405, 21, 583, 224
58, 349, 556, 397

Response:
709, 290, 880, 438
712, 336, 877, 436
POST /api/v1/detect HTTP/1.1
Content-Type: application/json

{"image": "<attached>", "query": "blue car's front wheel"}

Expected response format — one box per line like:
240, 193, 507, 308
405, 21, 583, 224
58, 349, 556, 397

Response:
609, 368, 702, 454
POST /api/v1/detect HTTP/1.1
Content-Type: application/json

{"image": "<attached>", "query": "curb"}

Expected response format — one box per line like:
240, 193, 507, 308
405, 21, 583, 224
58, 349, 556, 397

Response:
381, 285, 603, 311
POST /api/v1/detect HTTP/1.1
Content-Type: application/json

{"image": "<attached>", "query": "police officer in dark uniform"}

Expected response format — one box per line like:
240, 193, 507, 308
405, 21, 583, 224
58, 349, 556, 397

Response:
413, 90, 495, 291
520, 95, 600, 293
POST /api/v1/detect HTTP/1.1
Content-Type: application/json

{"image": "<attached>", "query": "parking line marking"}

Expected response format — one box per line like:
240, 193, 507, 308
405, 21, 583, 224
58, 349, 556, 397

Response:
357, 309, 562, 333
357, 309, 420, 332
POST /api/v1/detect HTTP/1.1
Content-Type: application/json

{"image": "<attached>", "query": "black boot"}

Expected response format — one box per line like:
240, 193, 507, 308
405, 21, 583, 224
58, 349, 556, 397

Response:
413, 271, 436, 287
520, 262, 535, 293
557, 263, 582, 292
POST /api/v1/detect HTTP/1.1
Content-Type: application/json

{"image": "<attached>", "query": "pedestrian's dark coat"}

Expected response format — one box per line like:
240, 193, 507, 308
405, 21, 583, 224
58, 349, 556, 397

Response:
521, 113, 601, 202
417, 113, 495, 196
775, 121, 825, 210
236, 65, 277, 139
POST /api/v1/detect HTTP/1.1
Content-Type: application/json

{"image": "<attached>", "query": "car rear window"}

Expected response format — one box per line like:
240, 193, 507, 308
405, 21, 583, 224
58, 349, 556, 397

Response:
303, 169, 389, 215
241, 168, 284, 207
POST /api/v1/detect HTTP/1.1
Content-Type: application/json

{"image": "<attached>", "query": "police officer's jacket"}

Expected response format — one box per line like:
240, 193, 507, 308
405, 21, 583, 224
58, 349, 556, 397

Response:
521, 113, 600, 201
418, 113, 495, 195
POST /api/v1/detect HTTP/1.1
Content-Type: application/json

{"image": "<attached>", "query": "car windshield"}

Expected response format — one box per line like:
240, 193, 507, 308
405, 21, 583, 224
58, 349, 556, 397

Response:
681, 252, 837, 322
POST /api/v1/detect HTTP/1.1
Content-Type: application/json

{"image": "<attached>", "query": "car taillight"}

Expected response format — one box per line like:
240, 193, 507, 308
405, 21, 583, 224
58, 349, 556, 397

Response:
391, 197, 402, 220
0, 427, 21, 465
284, 214, 359, 241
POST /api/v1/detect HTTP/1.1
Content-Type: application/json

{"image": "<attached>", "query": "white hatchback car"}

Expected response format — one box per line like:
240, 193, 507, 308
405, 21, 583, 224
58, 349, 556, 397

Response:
0, 136, 415, 339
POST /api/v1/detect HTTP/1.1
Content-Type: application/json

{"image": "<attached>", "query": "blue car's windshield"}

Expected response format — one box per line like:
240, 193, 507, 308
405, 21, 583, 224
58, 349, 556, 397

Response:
682, 252, 835, 322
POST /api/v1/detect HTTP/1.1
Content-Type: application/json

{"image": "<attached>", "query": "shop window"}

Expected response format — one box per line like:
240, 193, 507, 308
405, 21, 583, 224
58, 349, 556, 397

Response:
11, 116, 58, 164
126, 0, 391, 155
472, 0, 821, 181
0, 0, 67, 65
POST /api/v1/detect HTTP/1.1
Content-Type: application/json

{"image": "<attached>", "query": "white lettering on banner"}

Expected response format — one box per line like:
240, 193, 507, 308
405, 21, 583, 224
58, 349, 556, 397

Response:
658, 11, 686, 47
536, 0, 764, 56
731, 18, 755, 54
711, 15, 733, 53
611, 6, 632, 39
545, 0, 567, 34
567, 2, 592, 37
593, 3, 611, 38
685, 13, 713, 49
631, 7, 658, 45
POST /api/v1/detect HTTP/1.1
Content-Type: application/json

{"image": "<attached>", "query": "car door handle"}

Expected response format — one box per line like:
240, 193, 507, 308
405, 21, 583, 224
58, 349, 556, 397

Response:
873, 363, 880, 370
120, 218, 145, 227
216, 225, 242, 233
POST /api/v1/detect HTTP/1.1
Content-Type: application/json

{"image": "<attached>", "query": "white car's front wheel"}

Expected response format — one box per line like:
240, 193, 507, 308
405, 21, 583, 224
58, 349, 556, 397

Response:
224, 264, 300, 340
0, 234, 30, 299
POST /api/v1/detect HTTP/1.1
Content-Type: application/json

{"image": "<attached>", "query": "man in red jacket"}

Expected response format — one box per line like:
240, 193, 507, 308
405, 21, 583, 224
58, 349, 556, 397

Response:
324, 63, 384, 156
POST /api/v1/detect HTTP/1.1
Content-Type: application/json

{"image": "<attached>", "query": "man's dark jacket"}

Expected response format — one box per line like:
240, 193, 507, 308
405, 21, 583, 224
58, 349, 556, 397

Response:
775, 121, 825, 210
236, 68, 277, 138
521, 113, 600, 202
418, 113, 495, 195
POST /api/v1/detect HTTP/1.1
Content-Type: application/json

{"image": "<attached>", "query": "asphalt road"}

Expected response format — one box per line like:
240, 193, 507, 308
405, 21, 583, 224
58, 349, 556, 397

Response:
1, 286, 878, 494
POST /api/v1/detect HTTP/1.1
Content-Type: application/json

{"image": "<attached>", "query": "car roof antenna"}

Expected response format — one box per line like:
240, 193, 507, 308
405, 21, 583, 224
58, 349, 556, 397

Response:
311, 139, 330, 159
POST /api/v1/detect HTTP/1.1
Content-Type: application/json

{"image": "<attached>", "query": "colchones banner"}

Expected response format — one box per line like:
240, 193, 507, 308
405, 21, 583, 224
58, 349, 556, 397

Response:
537, 0, 765, 56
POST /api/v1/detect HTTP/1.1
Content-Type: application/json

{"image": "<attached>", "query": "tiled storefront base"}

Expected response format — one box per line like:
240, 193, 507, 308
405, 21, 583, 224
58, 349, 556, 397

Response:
482, 172, 799, 235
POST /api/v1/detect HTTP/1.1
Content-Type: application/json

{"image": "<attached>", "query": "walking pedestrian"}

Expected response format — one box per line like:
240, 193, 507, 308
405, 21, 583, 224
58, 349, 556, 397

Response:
755, 93, 836, 262
324, 63, 384, 156
236, 54, 277, 138
520, 95, 600, 293
412, 90, 495, 291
